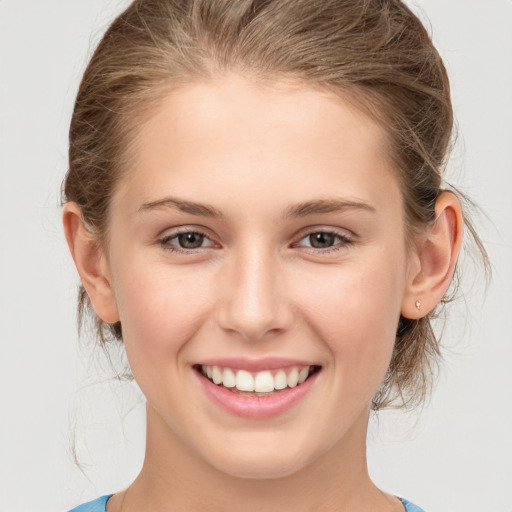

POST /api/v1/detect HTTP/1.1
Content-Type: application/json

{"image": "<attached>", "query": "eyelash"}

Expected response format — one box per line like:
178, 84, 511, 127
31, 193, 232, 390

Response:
158, 229, 354, 255
294, 231, 354, 253
159, 229, 214, 253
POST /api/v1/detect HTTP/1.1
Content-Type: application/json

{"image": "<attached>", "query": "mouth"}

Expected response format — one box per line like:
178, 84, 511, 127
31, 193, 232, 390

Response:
194, 364, 322, 397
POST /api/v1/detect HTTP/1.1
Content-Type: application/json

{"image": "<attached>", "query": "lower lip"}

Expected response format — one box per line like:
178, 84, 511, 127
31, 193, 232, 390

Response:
195, 369, 319, 419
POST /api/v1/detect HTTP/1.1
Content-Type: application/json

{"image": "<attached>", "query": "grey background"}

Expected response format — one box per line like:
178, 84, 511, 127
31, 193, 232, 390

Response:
1, 1, 511, 510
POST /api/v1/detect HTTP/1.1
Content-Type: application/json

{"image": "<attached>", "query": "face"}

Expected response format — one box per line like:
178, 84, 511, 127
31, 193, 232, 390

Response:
103, 75, 412, 479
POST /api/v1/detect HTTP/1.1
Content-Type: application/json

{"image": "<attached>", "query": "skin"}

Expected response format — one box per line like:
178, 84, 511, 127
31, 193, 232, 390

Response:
64, 75, 462, 512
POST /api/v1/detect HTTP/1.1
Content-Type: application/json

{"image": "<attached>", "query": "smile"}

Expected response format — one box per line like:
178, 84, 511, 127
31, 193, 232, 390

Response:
199, 365, 321, 395
194, 362, 322, 418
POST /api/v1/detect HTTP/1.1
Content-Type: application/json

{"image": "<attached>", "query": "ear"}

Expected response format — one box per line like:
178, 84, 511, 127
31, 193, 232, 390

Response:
401, 191, 463, 319
62, 202, 120, 324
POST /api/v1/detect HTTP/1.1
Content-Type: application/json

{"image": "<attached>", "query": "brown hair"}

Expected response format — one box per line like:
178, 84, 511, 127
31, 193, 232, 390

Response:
63, 0, 488, 409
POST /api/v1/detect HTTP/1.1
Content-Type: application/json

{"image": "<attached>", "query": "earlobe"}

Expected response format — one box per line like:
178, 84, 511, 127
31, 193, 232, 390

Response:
62, 202, 120, 324
401, 191, 463, 319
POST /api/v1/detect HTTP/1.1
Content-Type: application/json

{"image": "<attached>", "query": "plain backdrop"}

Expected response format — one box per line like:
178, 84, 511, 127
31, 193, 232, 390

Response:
1, 1, 511, 511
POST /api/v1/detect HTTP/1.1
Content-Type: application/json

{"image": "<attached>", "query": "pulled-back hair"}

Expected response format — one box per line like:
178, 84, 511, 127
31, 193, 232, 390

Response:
63, 0, 487, 409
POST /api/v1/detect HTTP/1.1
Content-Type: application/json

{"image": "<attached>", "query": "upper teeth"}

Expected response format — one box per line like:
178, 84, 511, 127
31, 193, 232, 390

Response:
201, 365, 314, 393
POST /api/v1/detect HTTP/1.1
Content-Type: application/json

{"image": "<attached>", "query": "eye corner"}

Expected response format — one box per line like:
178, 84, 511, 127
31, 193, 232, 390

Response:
292, 228, 355, 255
158, 227, 220, 254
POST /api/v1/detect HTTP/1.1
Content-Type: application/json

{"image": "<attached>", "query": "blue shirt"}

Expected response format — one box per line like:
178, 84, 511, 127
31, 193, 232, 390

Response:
67, 494, 427, 511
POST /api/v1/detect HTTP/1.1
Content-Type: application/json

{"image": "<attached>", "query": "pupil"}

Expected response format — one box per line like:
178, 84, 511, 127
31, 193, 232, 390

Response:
178, 232, 204, 249
310, 232, 335, 248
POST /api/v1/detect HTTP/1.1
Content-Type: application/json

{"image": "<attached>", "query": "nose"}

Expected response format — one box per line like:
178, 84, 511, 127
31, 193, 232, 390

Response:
216, 246, 293, 342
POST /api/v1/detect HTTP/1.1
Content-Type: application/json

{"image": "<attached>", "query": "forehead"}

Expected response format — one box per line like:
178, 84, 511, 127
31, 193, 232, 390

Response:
115, 75, 400, 220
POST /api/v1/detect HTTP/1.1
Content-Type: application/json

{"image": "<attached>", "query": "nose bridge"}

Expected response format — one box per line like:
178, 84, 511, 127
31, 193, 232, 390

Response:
217, 241, 289, 340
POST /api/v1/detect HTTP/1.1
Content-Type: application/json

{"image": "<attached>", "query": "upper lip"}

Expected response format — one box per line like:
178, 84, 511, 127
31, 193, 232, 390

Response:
194, 357, 320, 372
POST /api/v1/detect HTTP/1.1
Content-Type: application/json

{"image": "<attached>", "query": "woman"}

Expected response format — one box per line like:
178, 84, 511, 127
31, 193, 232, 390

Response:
62, 1, 484, 510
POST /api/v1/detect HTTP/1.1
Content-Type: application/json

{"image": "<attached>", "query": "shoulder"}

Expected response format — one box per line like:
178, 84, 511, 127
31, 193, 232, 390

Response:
66, 495, 426, 512
67, 495, 113, 512
399, 497, 428, 512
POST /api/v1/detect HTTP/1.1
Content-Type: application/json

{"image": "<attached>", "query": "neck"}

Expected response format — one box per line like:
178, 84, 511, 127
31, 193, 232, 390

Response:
112, 404, 395, 512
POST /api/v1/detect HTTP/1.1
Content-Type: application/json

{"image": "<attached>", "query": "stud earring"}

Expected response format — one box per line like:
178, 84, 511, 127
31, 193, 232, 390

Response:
415, 300, 421, 310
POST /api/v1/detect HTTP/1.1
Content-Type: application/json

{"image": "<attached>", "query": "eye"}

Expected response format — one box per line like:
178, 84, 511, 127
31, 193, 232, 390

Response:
160, 229, 215, 252
295, 230, 353, 252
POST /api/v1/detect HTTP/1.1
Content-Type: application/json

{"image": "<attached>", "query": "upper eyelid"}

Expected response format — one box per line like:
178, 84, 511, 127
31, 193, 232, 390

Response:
292, 230, 353, 249
158, 226, 353, 249
158, 228, 216, 250
293, 225, 355, 241
159, 226, 213, 240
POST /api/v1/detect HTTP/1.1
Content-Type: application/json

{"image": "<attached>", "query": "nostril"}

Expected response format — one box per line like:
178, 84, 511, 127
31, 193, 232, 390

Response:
215, 267, 294, 340
216, 307, 294, 342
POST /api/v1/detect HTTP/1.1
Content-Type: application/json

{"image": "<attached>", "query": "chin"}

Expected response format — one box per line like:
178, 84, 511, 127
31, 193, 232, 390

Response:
200, 435, 320, 480
210, 455, 307, 480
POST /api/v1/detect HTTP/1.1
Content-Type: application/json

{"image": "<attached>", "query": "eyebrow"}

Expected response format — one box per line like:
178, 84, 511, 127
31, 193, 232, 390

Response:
281, 198, 376, 218
138, 196, 376, 219
139, 197, 224, 218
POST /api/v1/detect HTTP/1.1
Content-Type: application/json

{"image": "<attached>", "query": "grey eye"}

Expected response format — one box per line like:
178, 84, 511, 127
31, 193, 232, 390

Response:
308, 232, 336, 249
177, 232, 206, 248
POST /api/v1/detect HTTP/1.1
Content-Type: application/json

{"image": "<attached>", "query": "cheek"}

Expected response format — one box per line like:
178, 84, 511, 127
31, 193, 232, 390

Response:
110, 257, 214, 368
296, 252, 406, 394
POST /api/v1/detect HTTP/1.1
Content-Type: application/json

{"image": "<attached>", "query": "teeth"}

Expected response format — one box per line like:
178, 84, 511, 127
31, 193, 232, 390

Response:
274, 370, 288, 390
222, 368, 236, 388
254, 371, 274, 393
236, 370, 254, 392
212, 366, 223, 385
298, 367, 309, 384
200, 365, 317, 393
287, 368, 299, 388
